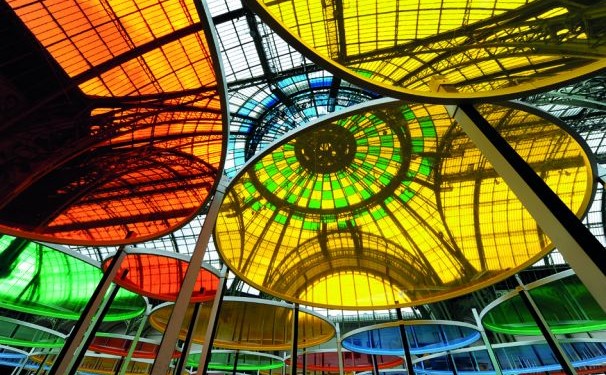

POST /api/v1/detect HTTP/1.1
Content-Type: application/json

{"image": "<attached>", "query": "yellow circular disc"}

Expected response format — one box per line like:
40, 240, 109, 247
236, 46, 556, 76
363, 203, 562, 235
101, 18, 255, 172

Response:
214, 99, 595, 309
246, 0, 606, 103
149, 297, 335, 350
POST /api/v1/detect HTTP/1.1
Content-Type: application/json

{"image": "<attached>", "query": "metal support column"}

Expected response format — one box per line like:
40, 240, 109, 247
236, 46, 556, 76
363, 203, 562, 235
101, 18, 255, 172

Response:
69, 269, 128, 375
336, 324, 344, 375
515, 276, 576, 375
174, 301, 203, 375
471, 308, 502, 375
290, 303, 299, 375
49, 235, 133, 375
370, 354, 379, 375
198, 266, 228, 375
151, 181, 227, 375
395, 308, 415, 375
446, 103, 606, 311
118, 307, 150, 375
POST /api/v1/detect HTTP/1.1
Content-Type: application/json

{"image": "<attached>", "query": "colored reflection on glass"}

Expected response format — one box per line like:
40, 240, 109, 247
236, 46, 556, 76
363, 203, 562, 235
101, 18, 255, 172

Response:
187, 350, 284, 371
0, 235, 146, 320
247, 0, 606, 102
288, 350, 403, 372
215, 100, 594, 309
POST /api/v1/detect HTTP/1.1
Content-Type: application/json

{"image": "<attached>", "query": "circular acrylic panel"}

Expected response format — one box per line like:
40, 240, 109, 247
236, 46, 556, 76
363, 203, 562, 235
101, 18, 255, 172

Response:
414, 339, 606, 375
342, 320, 480, 355
186, 350, 284, 371
0, 316, 65, 348
102, 250, 220, 302
246, 0, 606, 103
286, 350, 403, 372
148, 297, 335, 350
2, 0, 227, 246
481, 270, 606, 335
215, 99, 595, 309
30, 352, 153, 375
0, 235, 146, 320
89, 333, 180, 360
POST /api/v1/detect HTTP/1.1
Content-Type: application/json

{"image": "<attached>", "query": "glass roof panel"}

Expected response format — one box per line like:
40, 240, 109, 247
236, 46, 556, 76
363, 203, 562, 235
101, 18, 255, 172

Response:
215, 99, 594, 309
247, 0, 606, 102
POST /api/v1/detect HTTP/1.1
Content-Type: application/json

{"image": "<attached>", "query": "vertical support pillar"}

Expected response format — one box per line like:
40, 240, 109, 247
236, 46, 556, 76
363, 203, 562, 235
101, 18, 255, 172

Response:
445, 103, 606, 311
370, 354, 379, 375
471, 308, 502, 375
336, 324, 344, 375
151, 181, 226, 375
290, 303, 300, 375
395, 308, 415, 375
33, 348, 51, 375
198, 266, 228, 375
49, 235, 133, 375
446, 353, 459, 375
302, 349, 306, 375
69, 269, 128, 375
232, 351, 240, 375
515, 276, 576, 375
174, 301, 203, 375
118, 307, 150, 375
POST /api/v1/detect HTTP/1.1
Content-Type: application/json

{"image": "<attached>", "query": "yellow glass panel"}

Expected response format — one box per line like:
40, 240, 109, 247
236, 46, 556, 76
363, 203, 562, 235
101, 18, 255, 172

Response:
248, 0, 606, 102
149, 299, 335, 350
215, 100, 594, 309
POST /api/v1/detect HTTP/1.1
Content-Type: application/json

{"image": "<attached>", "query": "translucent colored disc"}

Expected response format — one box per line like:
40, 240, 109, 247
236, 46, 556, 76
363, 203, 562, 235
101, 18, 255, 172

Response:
215, 99, 594, 309
148, 297, 335, 350
187, 350, 284, 371
287, 350, 403, 372
0, 235, 146, 320
342, 321, 480, 355
481, 271, 606, 335
30, 353, 152, 375
102, 251, 220, 302
89, 333, 180, 359
1, 0, 226, 245
0, 317, 65, 348
414, 340, 606, 375
247, 0, 606, 103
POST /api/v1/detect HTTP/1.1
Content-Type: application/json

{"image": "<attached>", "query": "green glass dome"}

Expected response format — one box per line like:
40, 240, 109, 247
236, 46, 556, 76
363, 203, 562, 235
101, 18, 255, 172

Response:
215, 99, 594, 309
0, 235, 146, 320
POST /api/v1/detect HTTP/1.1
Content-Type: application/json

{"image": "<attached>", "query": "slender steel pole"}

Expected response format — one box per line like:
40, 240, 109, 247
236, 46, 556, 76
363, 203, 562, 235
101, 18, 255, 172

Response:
445, 103, 606, 311
336, 324, 344, 375
174, 302, 203, 375
471, 308, 502, 375
49, 234, 133, 375
515, 275, 577, 375
290, 303, 299, 375
395, 308, 415, 375
69, 269, 129, 375
198, 266, 228, 375
151, 181, 226, 375
118, 307, 150, 375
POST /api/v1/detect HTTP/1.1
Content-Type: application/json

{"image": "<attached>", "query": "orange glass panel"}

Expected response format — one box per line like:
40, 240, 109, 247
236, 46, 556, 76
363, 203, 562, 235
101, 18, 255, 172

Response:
102, 252, 220, 302
1, 0, 226, 245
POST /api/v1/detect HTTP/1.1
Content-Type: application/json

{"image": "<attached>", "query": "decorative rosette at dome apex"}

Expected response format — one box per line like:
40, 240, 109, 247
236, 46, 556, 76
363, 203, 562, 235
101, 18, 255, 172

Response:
246, 0, 606, 103
215, 99, 595, 309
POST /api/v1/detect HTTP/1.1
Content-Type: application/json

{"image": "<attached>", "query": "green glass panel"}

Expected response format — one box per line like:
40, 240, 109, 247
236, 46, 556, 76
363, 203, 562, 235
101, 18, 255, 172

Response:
0, 235, 146, 321
482, 273, 606, 335
187, 352, 284, 371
